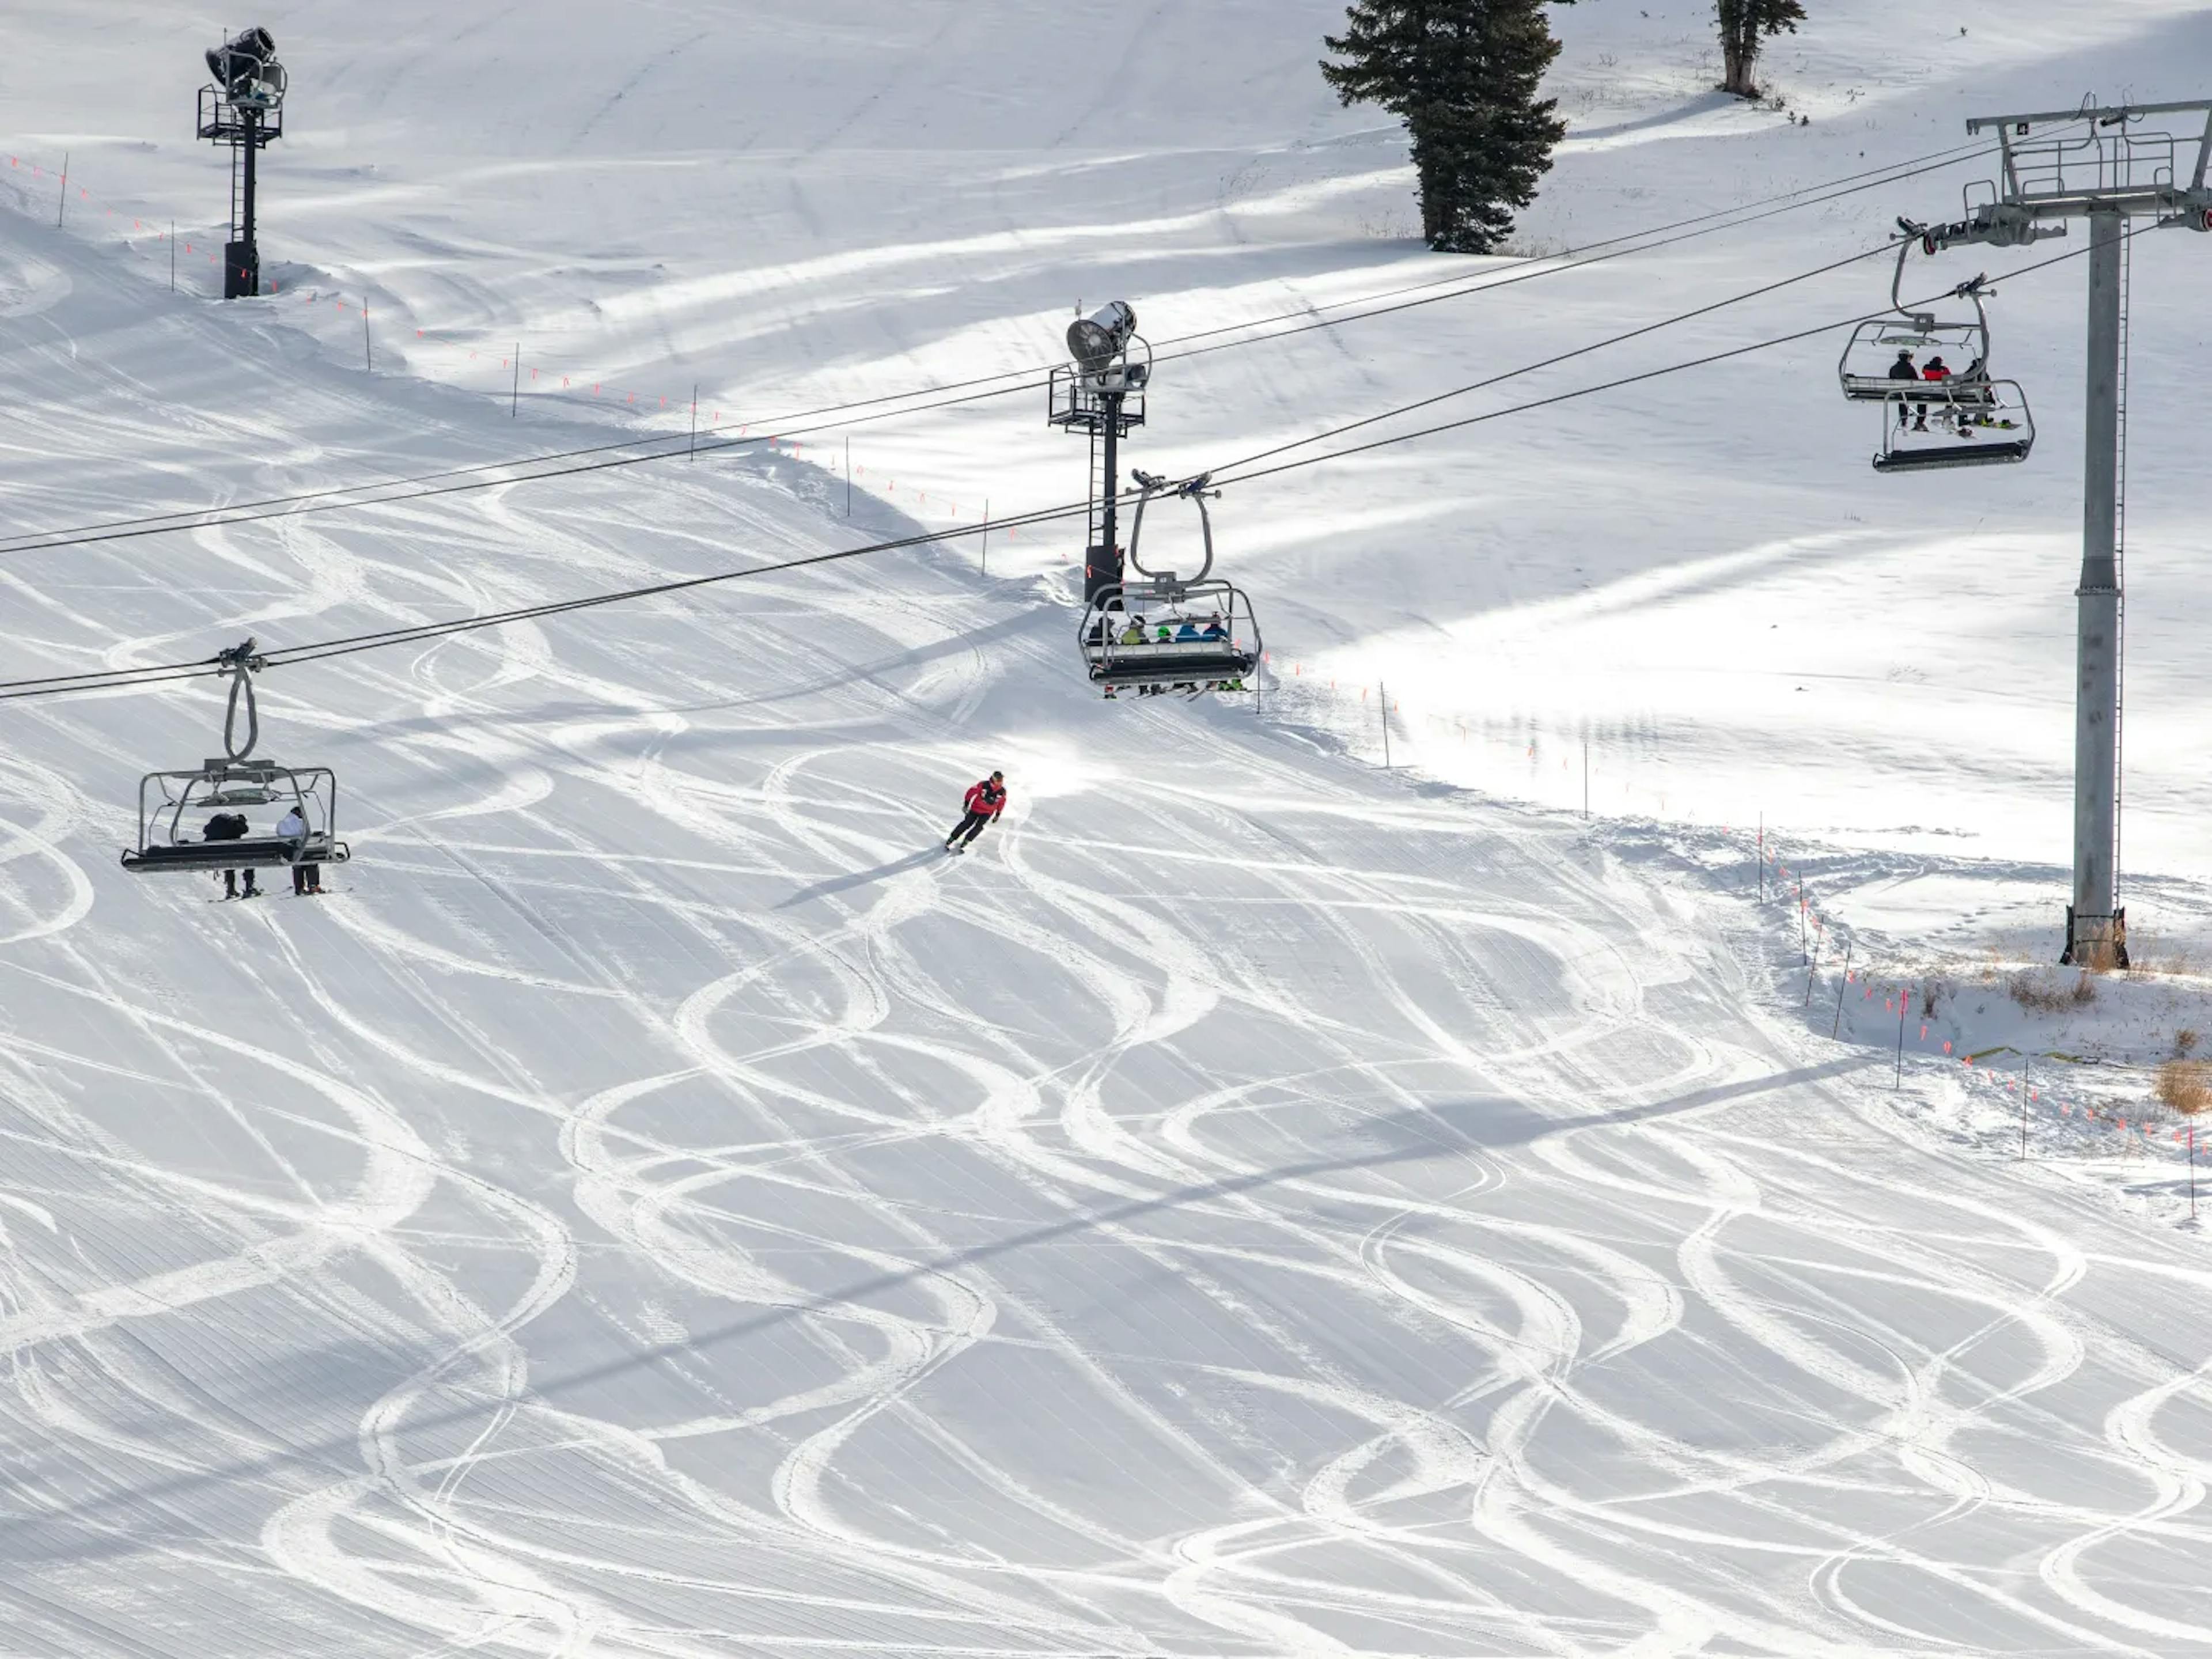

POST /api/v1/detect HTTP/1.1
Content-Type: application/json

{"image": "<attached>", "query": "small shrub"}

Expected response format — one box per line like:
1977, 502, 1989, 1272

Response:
2178, 1028, 2201, 1056
2155, 1059, 2212, 1116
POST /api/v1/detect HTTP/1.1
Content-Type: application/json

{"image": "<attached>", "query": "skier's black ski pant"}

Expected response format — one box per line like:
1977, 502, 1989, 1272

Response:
947, 810, 992, 847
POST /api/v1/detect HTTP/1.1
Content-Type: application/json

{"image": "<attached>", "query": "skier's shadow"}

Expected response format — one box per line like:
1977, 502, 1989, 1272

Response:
774, 846, 941, 908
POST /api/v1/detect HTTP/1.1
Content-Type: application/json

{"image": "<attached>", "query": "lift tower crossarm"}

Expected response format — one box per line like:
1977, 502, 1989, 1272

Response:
1960, 100, 2212, 224
1965, 99, 2212, 132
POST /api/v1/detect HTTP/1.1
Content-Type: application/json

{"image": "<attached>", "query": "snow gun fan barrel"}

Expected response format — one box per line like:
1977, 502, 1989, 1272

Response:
1066, 302, 1137, 372
205, 27, 284, 105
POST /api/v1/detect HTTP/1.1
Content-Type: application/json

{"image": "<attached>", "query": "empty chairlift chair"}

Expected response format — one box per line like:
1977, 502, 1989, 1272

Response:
1078, 472, 1262, 698
120, 639, 351, 881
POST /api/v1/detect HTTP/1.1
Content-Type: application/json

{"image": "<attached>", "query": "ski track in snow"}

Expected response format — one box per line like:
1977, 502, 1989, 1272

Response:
2, 12, 2212, 1654
4, 354, 2211, 1656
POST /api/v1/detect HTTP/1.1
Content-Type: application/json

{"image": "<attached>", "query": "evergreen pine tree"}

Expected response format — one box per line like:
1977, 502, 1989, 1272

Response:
1716, 0, 1806, 100
1321, 0, 1573, 255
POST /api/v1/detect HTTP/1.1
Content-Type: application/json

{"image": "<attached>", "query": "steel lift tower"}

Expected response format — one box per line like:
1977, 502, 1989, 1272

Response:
198, 28, 287, 299
1919, 100, 2212, 967
1050, 303, 1152, 605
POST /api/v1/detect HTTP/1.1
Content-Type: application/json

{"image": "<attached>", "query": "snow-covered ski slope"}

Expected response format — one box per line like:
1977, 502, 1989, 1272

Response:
2, 3, 2211, 1655
17, 0, 2212, 919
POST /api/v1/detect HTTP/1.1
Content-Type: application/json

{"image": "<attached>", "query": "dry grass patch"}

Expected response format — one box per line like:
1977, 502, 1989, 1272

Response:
2155, 1060, 2212, 1116
2008, 969, 2097, 1014
2123, 941, 2200, 979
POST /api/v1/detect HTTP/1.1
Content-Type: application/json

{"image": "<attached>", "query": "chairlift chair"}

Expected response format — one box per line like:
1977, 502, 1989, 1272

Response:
1873, 379, 2035, 472
119, 639, 351, 878
1838, 241, 2000, 403
1078, 472, 1262, 697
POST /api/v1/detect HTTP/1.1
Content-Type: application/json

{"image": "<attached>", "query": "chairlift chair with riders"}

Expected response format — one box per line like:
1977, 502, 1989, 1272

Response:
119, 639, 350, 881
1078, 472, 1262, 699
1839, 232, 2035, 472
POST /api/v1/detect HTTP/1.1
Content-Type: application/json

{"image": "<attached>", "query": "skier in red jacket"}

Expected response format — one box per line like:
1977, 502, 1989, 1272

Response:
945, 771, 1007, 853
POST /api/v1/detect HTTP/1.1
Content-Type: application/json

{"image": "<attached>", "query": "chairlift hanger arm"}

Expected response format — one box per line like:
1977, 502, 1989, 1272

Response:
1885, 233, 1917, 316
1124, 471, 1215, 584
215, 637, 267, 762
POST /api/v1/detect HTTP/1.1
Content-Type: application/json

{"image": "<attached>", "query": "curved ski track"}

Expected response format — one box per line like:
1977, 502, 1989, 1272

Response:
0, 223, 2209, 1658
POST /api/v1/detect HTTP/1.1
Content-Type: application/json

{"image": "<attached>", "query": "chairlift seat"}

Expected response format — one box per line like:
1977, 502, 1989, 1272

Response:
1087, 647, 1256, 689
1842, 375, 2001, 405
122, 834, 349, 874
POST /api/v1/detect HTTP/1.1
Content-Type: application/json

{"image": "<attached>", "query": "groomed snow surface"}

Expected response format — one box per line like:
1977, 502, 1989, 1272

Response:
3, 2, 2212, 1654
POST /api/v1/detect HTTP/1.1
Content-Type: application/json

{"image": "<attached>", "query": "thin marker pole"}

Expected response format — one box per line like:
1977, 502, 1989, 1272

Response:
689, 384, 698, 459
169, 221, 176, 291
57, 151, 66, 228
844, 437, 852, 518
1831, 940, 1853, 1038
1804, 920, 1821, 1007
1379, 682, 1391, 768
362, 297, 371, 372
511, 343, 520, 417
1895, 983, 1907, 1089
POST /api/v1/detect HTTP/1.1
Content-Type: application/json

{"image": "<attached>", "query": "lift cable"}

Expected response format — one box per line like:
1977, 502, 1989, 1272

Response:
1198, 236, 1910, 479
1203, 222, 2158, 491
0, 217, 2143, 706
0, 224, 1916, 566
0, 140, 2002, 558
1146, 141, 2003, 370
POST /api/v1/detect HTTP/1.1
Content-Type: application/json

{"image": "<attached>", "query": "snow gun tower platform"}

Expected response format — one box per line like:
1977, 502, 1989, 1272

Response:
197, 26, 287, 298
1050, 302, 1151, 605
1914, 98, 2212, 969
